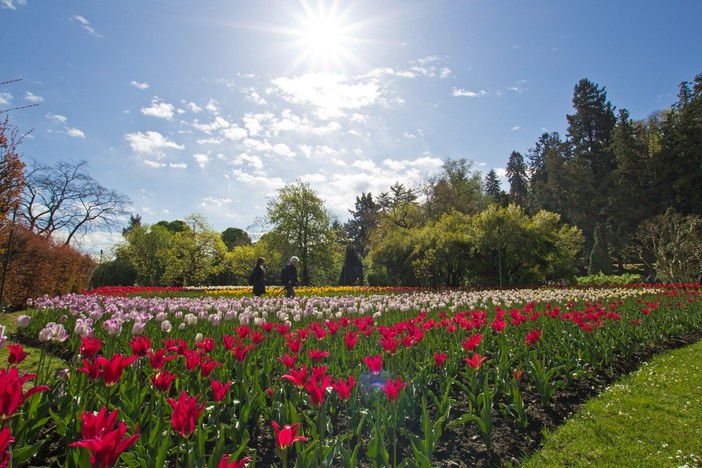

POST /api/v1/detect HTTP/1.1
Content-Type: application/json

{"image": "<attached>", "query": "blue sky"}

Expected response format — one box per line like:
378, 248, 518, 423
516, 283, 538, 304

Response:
2, 0, 701, 254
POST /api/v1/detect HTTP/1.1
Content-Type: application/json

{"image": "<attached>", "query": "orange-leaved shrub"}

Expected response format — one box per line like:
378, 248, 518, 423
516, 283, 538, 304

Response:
1, 225, 95, 310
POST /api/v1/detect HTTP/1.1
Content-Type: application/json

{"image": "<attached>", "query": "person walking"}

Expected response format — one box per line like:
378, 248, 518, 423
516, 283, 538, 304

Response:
251, 257, 267, 297
280, 256, 299, 298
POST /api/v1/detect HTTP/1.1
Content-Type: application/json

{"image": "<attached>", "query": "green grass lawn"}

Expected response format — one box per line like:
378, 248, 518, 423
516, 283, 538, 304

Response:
1, 311, 68, 379
522, 340, 702, 467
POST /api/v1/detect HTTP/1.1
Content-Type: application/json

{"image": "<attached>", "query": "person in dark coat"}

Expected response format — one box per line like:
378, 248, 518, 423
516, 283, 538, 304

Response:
280, 256, 299, 298
251, 257, 266, 297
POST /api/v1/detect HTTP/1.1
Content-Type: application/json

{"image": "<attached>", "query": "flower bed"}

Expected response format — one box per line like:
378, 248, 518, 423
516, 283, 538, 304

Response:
5, 284, 702, 466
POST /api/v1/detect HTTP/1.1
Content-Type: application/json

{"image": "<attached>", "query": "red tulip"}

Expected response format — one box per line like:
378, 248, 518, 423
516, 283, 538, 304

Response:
128, 336, 151, 357
271, 421, 308, 450
304, 375, 330, 407
151, 370, 178, 393
80, 336, 102, 359
0, 368, 50, 424
183, 349, 201, 370
461, 333, 483, 352
167, 391, 205, 438
0, 426, 14, 467
235, 325, 250, 340
199, 357, 222, 378
69, 407, 140, 468
524, 328, 542, 346
250, 330, 265, 345
6, 343, 29, 365
286, 337, 302, 353
100, 354, 138, 386
307, 349, 330, 362
218, 453, 251, 468
433, 352, 448, 367
195, 337, 215, 354
147, 348, 177, 370
344, 331, 358, 351
233, 343, 255, 363
277, 353, 298, 369
464, 353, 488, 370
379, 377, 408, 402
77, 358, 104, 381
330, 375, 356, 402
490, 319, 506, 333
281, 365, 308, 389
379, 336, 399, 354
311, 365, 327, 383
210, 378, 234, 402
223, 335, 238, 351
362, 354, 383, 374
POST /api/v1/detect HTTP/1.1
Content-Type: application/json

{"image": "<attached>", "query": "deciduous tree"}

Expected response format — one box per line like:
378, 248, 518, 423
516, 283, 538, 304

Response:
21, 160, 131, 246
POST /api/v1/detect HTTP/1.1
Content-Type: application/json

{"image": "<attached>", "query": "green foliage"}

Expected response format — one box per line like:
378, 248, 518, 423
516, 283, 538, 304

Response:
575, 272, 642, 285
221, 227, 252, 250
265, 180, 341, 286
628, 209, 702, 282
367, 204, 584, 288
587, 224, 612, 275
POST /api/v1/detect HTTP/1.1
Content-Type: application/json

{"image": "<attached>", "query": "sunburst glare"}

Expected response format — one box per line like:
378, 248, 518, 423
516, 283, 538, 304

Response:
275, 0, 369, 73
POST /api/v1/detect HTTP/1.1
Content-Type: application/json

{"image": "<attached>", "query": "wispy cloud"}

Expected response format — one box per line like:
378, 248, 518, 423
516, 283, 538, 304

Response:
47, 113, 68, 123
0, 92, 12, 106
66, 127, 86, 138
125, 131, 185, 159
71, 15, 102, 37
0, 0, 27, 10
131, 80, 150, 90
25, 91, 44, 103
452, 88, 487, 98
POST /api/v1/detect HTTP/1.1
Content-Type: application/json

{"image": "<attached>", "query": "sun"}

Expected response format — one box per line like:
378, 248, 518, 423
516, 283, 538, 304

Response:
281, 0, 364, 72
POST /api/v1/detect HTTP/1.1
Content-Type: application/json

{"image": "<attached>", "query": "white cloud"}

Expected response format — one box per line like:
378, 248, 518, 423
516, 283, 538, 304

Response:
271, 73, 381, 120
70, 15, 102, 37
144, 160, 166, 168
205, 99, 220, 115
193, 153, 210, 168
1, 0, 26, 10
222, 125, 247, 141
141, 98, 175, 120
243, 138, 295, 158
185, 101, 203, 113
440, 67, 452, 79
232, 152, 265, 171
452, 88, 487, 98
66, 127, 86, 138
201, 197, 232, 208
131, 80, 150, 90
169, 162, 187, 169
125, 131, 185, 158
47, 113, 67, 123
511, 126, 520, 131
298, 144, 340, 159
196, 137, 222, 145
192, 116, 231, 134
25, 91, 44, 103
242, 112, 274, 137
0, 92, 12, 106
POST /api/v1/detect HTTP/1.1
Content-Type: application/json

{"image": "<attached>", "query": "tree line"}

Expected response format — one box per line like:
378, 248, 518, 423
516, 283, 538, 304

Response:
3, 72, 702, 308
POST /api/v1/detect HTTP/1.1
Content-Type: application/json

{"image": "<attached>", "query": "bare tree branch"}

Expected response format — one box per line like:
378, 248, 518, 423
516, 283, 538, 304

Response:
20, 160, 131, 246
